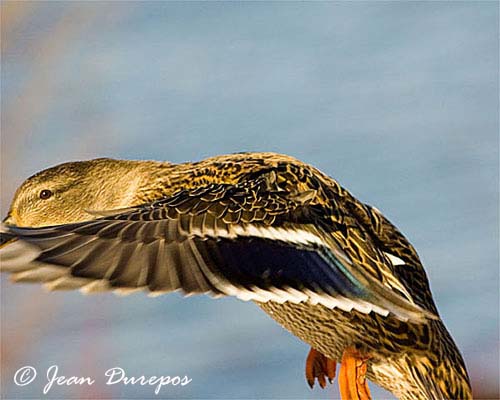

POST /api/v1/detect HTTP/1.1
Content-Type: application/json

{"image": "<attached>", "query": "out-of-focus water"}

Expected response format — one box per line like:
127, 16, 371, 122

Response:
1, 3, 498, 399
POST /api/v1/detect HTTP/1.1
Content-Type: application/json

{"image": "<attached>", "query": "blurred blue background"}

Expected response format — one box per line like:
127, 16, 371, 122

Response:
1, 2, 498, 399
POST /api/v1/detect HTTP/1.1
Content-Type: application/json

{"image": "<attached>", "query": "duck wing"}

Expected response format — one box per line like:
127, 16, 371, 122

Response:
0, 168, 435, 323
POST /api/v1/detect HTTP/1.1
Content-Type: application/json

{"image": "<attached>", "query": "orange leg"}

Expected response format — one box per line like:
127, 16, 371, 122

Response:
305, 347, 337, 389
338, 347, 371, 400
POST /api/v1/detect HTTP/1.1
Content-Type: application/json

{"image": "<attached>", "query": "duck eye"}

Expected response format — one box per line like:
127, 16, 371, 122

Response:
39, 189, 53, 200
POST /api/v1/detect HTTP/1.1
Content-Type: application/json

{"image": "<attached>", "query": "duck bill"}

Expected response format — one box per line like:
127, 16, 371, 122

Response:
2, 213, 15, 226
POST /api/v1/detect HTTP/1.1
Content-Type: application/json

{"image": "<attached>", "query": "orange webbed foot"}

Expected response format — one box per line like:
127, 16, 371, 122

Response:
338, 347, 372, 400
305, 347, 337, 389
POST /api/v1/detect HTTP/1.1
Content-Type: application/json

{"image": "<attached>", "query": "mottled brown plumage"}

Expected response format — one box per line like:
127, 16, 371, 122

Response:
0, 152, 472, 399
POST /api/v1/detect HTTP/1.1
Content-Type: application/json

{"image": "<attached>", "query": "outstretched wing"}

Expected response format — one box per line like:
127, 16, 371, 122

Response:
0, 171, 435, 323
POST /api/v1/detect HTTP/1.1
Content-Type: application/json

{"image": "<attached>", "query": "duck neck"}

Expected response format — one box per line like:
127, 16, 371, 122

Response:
116, 160, 176, 207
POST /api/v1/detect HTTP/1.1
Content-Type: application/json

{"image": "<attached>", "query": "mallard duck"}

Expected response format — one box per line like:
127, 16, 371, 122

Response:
0, 152, 472, 400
